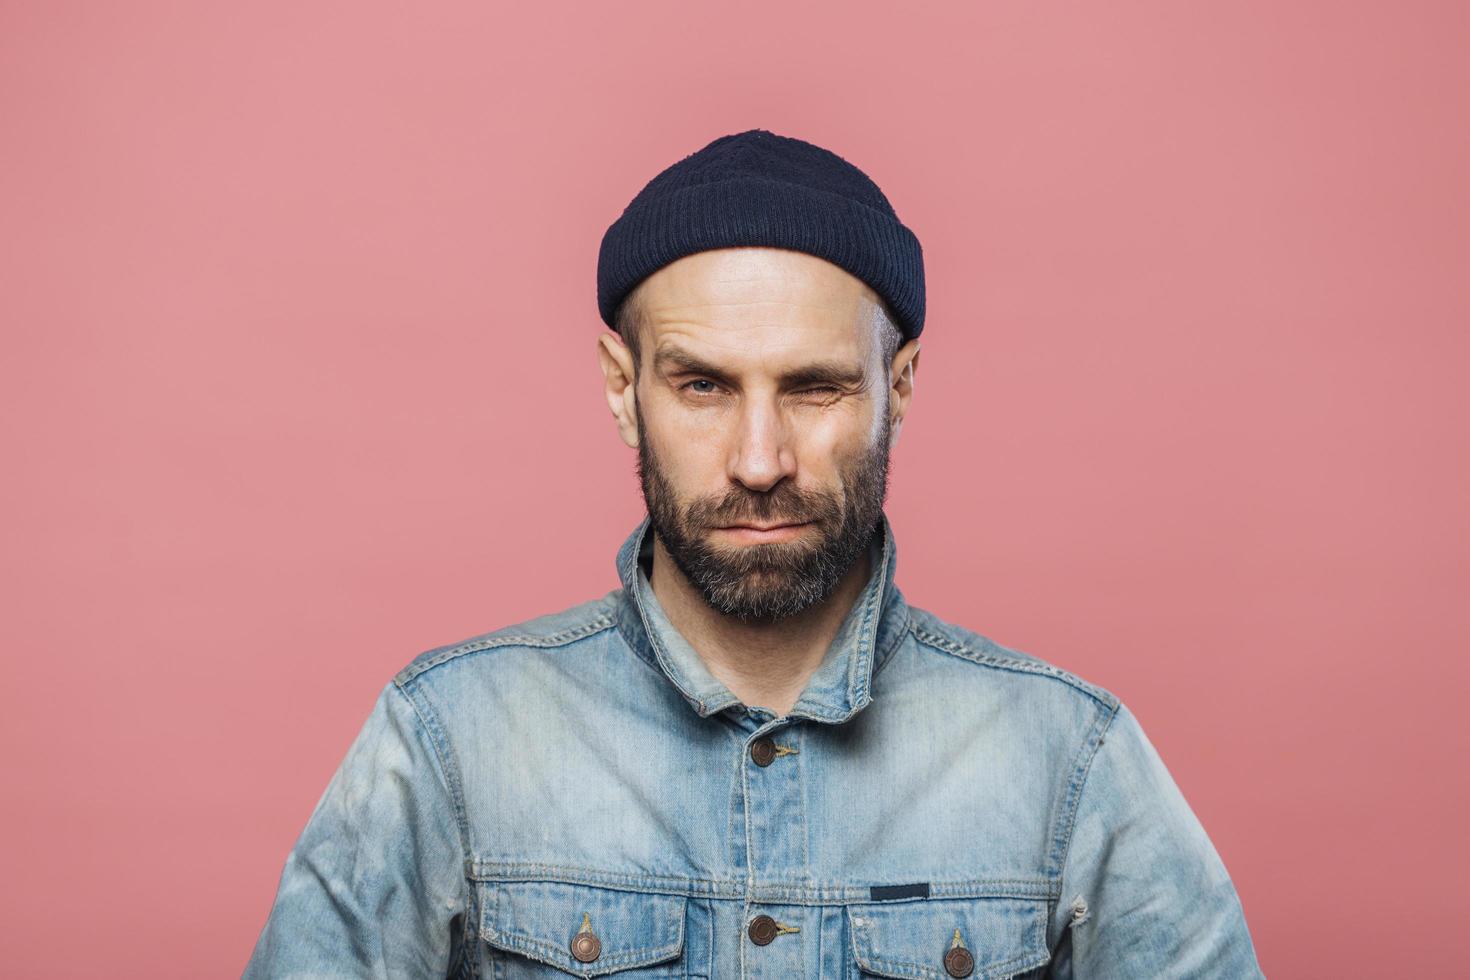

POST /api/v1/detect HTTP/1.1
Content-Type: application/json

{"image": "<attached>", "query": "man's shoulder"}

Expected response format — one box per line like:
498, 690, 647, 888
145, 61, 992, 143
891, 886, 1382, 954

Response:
903, 604, 1121, 714
393, 590, 622, 687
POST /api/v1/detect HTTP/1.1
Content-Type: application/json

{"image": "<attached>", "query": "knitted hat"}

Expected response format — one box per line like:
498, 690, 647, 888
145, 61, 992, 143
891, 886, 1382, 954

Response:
596, 128, 925, 340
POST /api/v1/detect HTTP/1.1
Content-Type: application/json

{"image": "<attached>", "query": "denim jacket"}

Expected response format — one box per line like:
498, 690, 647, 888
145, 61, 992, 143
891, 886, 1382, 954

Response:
245, 513, 1263, 979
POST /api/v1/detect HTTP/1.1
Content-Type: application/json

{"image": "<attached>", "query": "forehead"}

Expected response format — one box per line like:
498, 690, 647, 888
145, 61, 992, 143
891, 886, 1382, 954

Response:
635, 247, 885, 366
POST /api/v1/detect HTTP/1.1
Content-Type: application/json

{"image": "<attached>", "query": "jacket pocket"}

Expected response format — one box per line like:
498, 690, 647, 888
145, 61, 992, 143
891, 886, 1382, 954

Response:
846, 896, 1052, 980
479, 879, 688, 978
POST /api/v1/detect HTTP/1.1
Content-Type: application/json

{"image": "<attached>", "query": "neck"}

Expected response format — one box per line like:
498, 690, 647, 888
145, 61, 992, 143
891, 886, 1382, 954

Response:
647, 533, 873, 718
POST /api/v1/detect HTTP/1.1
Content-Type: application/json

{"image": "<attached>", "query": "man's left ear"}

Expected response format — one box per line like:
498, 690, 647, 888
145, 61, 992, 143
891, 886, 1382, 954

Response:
887, 339, 921, 444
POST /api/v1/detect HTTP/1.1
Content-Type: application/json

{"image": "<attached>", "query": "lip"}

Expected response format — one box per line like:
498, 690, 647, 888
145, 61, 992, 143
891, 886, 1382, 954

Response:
720, 522, 807, 532
713, 521, 813, 543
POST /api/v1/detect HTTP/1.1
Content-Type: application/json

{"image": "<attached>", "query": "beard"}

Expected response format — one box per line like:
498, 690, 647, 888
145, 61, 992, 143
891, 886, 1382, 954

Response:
636, 408, 891, 624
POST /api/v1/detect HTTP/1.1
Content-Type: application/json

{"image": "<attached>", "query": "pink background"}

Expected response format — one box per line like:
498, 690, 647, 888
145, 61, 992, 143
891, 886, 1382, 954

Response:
3, 2, 1466, 976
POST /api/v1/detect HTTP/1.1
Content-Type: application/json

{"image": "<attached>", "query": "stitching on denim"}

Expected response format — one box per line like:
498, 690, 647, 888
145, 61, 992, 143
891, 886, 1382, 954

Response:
796, 725, 811, 883
845, 561, 882, 710
392, 679, 479, 976
870, 607, 914, 683
488, 883, 500, 977
739, 716, 755, 980
703, 897, 714, 980
612, 598, 704, 697
1049, 701, 1120, 884
814, 903, 824, 980
852, 878, 1057, 896
473, 864, 738, 894
397, 614, 618, 683
479, 883, 685, 972
469, 864, 1060, 904
849, 901, 1051, 979
626, 571, 713, 713
860, 946, 1049, 980
485, 924, 683, 973
907, 619, 1118, 710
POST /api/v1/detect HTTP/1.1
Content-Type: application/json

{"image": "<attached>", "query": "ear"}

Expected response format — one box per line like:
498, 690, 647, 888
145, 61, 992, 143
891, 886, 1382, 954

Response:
596, 332, 640, 448
887, 338, 921, 448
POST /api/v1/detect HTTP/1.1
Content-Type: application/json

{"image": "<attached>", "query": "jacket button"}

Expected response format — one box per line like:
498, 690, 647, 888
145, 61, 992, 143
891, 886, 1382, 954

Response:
747, 914, 778, 946
570, 929, 601, 963
749, 737, 777, 767
943, 945, 974, 978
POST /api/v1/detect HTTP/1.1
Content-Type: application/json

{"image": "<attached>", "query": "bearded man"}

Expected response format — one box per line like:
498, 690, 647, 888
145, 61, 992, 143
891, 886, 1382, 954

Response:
245, 128, 1263, 979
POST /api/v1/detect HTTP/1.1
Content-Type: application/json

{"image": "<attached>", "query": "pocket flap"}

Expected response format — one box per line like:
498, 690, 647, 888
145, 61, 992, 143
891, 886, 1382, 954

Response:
848, 897, 1051, 979
480, 880, 686, 976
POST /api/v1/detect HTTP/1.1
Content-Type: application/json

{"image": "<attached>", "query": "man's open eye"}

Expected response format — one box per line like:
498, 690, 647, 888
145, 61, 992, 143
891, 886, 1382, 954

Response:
684, 379, 720, 394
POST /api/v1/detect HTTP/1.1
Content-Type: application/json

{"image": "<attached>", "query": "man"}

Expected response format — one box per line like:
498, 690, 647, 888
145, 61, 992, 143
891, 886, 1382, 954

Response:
245, 129, 1263, 978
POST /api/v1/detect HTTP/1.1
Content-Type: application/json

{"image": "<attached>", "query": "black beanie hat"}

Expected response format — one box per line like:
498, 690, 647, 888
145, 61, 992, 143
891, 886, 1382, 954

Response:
597, 128, 925, 340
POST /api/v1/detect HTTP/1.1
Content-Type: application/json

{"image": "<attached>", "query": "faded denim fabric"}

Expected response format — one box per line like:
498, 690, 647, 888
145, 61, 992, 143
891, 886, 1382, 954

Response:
245, 514, 1264, 979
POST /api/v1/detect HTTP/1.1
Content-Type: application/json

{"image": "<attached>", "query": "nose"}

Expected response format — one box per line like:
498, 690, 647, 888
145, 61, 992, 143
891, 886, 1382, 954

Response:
728, 396, 796, 493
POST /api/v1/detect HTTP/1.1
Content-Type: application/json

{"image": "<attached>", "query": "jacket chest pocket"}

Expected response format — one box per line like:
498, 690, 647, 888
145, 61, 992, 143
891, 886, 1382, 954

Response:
846, 896, 1052, 980
479, 880, 689, 978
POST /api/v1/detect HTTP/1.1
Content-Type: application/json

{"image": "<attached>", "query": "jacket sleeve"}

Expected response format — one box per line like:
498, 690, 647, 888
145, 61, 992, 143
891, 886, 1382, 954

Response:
243, 679, 472, 979
1048, 702, 1265, 979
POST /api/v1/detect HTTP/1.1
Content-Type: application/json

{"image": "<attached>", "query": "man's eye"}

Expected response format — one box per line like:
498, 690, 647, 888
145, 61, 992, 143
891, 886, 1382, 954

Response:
684, 379, 720, 394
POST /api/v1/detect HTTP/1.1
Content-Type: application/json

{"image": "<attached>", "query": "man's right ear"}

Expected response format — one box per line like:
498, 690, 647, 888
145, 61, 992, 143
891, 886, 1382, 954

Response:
596, 332, 640, 449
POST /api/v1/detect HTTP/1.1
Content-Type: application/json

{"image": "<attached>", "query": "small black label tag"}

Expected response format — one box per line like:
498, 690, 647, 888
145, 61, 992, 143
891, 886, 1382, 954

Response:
868, 883, 930, 901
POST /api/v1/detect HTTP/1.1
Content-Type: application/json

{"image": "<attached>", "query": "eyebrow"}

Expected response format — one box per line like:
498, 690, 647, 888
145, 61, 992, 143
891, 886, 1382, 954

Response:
652, 346, 868, 389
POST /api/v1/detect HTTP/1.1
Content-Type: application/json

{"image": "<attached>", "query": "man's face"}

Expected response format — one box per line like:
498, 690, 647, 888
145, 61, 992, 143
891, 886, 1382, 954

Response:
628, 247, 897, 623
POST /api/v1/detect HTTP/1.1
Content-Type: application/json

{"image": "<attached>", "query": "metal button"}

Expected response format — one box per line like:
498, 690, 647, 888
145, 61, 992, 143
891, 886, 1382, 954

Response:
747, 914, 778, 946
570, 914, 601, 963
749, 736, 777, 767
943, 945, 974, 978
570, 930, 601, 963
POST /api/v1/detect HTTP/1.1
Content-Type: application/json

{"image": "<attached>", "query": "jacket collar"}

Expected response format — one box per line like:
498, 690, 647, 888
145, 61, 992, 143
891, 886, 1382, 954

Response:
613, 512, 911, 724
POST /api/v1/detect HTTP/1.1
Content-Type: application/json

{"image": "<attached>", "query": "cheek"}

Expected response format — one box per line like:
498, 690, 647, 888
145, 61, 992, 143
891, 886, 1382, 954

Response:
796, 415, 878, 482
646, 415, 727, 484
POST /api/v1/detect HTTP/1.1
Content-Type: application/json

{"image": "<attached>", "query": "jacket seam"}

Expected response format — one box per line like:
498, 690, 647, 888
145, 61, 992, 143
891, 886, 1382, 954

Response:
396, 614, 618, 684
908, 621, 1119, 710
1048, 699, 1120, 883
394, 677, 480, 979
468, 862, 1060, 902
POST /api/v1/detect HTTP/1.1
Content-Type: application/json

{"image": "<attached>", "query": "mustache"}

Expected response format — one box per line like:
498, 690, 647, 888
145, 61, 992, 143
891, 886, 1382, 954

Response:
690, 485, 839, 528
